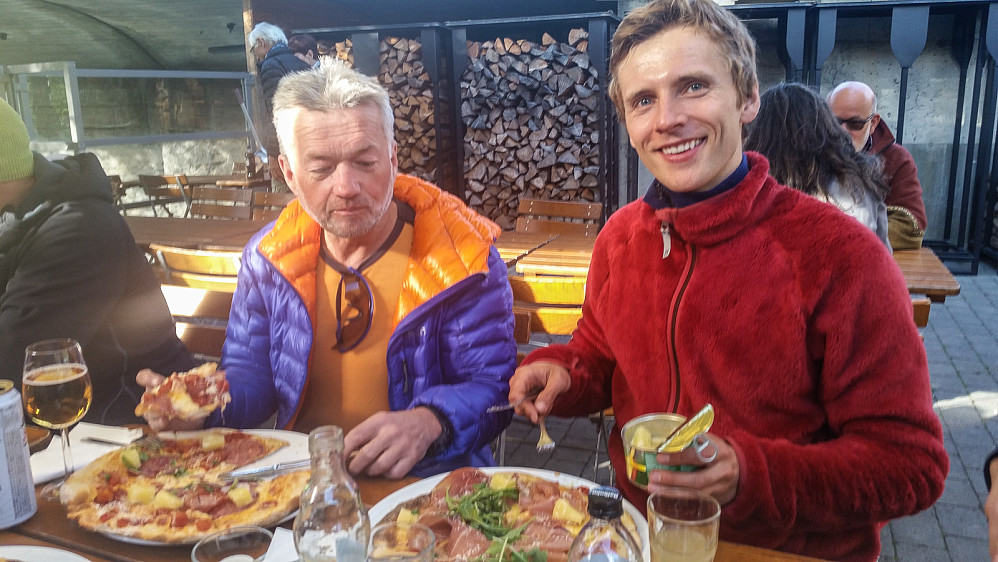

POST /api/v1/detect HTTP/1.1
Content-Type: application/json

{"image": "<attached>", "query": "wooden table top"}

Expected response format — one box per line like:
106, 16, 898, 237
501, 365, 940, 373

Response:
892, 247, 961, 302
124, 216, 263, 251
5, 478, 824, 562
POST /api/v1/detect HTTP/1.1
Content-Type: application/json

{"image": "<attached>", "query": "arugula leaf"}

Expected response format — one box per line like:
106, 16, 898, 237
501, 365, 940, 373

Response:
446, 483, 519, 539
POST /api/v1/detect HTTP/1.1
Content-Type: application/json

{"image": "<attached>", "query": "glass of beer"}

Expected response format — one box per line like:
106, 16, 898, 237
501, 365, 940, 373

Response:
368, 522, 435, 561
648, 487, 721, 562
22, 338, 92, 500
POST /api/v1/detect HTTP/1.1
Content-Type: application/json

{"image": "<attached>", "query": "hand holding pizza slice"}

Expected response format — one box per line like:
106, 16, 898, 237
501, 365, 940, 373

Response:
135, 363, 231, 431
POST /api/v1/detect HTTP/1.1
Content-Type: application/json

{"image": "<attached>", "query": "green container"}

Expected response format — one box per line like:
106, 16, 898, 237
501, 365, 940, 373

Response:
620, 413, 699, 490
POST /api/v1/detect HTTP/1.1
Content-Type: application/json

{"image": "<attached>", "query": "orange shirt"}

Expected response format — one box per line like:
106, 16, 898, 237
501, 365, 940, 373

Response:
293, 214, 413, 435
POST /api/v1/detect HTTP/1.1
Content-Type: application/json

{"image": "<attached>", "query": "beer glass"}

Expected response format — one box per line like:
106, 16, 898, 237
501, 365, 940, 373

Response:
647, 487, 720, 562
22, 338, 92, 500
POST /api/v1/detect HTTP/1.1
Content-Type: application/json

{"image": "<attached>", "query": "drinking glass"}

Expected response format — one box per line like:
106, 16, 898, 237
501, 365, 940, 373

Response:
22, 338, 92, 500
647, 487, 721, 562
367, 522, 435, 561
191, 526, 274, 562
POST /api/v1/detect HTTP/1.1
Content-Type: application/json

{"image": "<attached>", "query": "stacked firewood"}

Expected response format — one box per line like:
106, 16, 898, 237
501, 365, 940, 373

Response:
461, 29, 601, 229
331, 39, 355, 66
328, 29, 604, 229
378, 37, 437, 182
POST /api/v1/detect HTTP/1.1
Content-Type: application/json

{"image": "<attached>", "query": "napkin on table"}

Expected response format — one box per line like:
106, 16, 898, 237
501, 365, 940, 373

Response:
263, 527, 299, 562
30, 422, 143, 484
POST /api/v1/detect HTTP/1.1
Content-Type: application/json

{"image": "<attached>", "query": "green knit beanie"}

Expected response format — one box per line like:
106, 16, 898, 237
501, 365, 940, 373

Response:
0, 98, 34, 183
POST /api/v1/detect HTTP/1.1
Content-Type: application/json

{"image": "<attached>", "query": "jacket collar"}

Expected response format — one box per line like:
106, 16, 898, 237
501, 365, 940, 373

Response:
257, 173, 500, 325
650, 152, 781, 248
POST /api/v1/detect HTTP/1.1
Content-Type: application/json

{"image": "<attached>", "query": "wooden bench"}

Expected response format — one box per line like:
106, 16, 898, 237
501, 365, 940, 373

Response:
514, 198, 602, 237
160, 285, 232, 361
252, 191, 296, 221
190, 186, 253, 220
150, 243, 241, 291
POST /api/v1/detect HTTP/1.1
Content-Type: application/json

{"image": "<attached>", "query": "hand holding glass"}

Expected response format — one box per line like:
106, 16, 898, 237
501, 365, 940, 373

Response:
22, 338, 92, 500
648, 487, 720, 562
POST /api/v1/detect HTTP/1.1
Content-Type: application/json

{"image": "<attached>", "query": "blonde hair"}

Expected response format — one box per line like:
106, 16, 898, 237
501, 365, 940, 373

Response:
608, 0, 758, 116
272, 58, 394, 158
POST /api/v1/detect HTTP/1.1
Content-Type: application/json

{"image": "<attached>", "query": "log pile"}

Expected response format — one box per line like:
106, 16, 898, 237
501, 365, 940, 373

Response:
326, 28, 604, 229
330, 38, 355, 67
461, 29, 601, 229
378, 37, 437, 182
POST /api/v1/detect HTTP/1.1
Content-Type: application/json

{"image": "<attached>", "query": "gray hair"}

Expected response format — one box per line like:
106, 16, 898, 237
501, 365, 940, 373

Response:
248, 22, 287, 48
272, 58, 395, 158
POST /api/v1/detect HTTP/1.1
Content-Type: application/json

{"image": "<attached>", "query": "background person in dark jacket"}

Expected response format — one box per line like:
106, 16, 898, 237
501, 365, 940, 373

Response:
827, 81, 927, 249
248, 22, 310, 193
0, 99, 195, 424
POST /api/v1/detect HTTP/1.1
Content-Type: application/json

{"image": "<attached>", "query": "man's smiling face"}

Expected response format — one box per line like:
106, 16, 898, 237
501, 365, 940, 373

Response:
618, 27, 759, 193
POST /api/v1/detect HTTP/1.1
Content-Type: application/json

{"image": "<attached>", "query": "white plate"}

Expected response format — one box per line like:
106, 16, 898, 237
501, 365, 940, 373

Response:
368, 466, 650, 560
97, 428, 308, 546
0, 545, 90, 562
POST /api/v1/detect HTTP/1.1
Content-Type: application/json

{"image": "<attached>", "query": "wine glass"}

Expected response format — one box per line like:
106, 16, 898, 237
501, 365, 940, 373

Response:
22, 338, 92, 500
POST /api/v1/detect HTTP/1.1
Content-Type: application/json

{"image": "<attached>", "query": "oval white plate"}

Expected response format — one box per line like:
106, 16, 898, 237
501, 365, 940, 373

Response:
0, 545, 90, 562
97, 428, 308, 546
368, 466, 650, 560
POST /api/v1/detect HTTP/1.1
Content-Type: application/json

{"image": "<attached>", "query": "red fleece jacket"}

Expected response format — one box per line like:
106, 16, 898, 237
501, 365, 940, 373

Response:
523, 153, 947, 562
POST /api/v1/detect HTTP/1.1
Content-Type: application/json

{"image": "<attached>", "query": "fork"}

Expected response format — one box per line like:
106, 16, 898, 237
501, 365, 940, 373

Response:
536, 417, 556, 452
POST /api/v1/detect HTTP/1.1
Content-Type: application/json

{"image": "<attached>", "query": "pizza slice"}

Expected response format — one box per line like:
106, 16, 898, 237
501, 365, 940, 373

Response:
135, 362, 231, 420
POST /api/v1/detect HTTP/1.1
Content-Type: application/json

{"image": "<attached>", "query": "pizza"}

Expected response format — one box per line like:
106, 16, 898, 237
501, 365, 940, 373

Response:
377, 467, 640, 562
135, 362, 230, 420
60, 429, 310, 544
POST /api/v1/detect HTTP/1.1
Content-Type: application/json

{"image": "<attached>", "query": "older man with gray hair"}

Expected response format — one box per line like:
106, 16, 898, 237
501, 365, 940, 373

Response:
137, 59, 516, 480
248, 22, 310, 193
827, 80, 927, 249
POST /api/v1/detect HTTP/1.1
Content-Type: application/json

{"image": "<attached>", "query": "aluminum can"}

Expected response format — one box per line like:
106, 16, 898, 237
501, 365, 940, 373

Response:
0, 379, 37, 528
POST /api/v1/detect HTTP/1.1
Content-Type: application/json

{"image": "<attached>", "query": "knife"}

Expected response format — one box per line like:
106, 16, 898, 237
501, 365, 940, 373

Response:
486, 390, 541, 413
218, 459, 310, 482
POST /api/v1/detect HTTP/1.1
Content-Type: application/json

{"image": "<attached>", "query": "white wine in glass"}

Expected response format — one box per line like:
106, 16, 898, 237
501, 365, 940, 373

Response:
22, 338, 92, 500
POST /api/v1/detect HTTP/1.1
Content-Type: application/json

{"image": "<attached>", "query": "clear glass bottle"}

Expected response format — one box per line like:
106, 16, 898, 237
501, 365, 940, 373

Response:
568, 486, 642, 562
293, 425, 370, 562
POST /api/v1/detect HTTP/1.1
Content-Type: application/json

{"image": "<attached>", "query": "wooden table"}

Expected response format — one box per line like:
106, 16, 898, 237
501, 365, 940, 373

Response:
3, 482, 824, 562
494, 231, 559, 266
125, 216, 263, 251
514, 233, 595, 276
215, 177, 271, 189
893, 247, 961, 302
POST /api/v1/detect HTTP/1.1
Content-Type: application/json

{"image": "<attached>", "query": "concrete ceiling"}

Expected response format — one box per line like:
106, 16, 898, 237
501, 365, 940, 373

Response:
1, 0, 613, 72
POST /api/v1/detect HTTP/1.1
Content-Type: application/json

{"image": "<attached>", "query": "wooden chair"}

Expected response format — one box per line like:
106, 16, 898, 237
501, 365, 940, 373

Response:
252, 191, 295, 221
150, 243, 241, 291
912, 294, 931, 328
190, 186, 253, 220
161, 285, 233, 361
138, 174, 193, 217
514, 198, 602, 237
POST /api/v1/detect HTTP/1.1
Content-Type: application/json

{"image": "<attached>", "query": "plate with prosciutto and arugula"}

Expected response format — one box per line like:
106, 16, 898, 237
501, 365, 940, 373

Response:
368, 466, 649, 562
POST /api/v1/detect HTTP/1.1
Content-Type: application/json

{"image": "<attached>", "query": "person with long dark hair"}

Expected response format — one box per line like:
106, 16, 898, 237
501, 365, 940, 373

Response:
745, 82, 891, 248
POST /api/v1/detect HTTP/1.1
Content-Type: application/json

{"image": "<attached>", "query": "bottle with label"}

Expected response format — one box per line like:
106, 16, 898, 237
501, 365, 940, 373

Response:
567, 486, 642, 562
293, 425, 370, 562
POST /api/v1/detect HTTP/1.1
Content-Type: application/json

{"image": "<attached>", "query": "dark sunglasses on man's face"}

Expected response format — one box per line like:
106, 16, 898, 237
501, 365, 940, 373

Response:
837, 114, 875, 132
333, 267, 373, 352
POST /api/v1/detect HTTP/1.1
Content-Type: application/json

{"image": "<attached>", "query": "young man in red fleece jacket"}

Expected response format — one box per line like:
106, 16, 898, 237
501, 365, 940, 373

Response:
508, 1, 948, 560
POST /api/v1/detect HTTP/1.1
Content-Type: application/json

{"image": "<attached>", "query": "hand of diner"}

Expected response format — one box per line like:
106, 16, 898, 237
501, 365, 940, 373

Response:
509, 360, 571, 422
344, 407, 442, 479
649, 431, 740, 506
987, 458, 998, 561
135, 368, 208, 432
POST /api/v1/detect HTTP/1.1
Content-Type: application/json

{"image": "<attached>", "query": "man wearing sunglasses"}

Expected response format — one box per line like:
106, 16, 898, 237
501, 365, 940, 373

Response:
138, 59, 517, 480
827, 81, 927, 249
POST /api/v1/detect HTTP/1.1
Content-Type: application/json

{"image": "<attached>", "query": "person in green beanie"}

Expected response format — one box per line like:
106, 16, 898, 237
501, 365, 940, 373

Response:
0, 98, 196, 424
